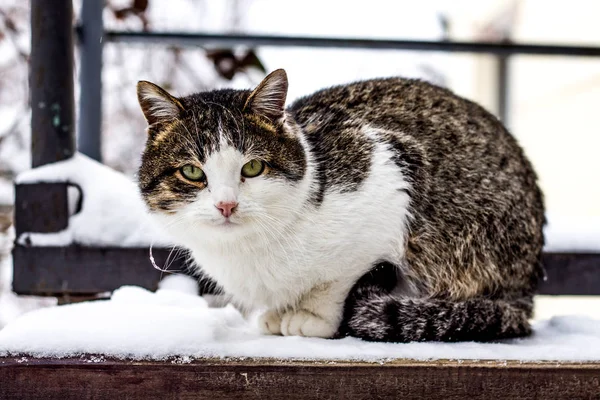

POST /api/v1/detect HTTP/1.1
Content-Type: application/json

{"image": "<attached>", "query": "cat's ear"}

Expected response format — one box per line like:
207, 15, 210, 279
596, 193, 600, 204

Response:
137, 81, 185, 127
244, 69, 288, 122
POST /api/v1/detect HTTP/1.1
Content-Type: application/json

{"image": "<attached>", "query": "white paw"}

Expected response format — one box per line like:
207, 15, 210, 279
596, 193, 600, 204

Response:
259, 309, 282, 335
280, 310, 337, 338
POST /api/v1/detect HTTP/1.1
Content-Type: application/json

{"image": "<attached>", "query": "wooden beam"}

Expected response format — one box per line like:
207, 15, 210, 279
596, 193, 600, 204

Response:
541, 252, 600, 295
11, 244, 600, 297
1, 357, 599, 399
11, 245, 183, 296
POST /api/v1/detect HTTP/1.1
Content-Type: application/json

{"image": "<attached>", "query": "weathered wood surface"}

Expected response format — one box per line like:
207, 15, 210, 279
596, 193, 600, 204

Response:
11, 244, 600, 296
0, 357, 599, 400
11, 245, 178, 296
540, 252, 600, 295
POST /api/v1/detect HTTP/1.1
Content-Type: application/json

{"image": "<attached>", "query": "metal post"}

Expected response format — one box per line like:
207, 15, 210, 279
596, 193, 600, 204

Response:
30, 0, 75, 168
497, 54, 510, 125
78, 0, 103, 162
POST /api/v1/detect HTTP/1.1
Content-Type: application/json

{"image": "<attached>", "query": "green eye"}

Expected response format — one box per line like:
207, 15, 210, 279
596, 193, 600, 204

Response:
241, 160, 265, 178
180, 164, 205, 181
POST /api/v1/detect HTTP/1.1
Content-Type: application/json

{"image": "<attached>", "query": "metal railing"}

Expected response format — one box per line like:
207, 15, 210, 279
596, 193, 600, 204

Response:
72, 3, 600, 163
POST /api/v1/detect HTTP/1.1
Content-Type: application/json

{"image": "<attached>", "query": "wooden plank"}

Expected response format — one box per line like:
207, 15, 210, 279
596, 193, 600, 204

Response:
11, 245, 185, 296
0, 357, 599, 399
11, 245, 600, 297
540, 252, 600, 295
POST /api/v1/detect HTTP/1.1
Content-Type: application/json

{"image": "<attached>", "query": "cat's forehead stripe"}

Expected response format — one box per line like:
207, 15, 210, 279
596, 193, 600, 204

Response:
151, 121, 178, 146
245, 114, 277, 134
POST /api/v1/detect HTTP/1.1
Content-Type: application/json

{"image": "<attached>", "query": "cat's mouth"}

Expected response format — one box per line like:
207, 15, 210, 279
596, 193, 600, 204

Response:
216, 217, 240, 227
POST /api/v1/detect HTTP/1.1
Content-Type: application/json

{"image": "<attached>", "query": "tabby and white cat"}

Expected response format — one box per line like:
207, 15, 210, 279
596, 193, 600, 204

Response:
136, 69, 545, 342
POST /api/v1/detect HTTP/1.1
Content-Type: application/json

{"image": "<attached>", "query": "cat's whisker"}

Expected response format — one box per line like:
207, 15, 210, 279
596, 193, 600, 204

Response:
163, 245, 185, 275
251, 217, 296, 270
254, 212, 308, 255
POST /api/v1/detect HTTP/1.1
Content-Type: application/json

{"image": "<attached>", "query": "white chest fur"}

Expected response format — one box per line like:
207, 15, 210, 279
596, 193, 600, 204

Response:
185, 141, 411, 311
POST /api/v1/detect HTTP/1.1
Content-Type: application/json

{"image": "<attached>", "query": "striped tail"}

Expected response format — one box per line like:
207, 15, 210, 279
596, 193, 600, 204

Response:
338, 263, 533, 342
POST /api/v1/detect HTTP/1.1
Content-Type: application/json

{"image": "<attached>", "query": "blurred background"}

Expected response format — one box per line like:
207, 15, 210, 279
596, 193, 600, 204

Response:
0, 0, 599, 328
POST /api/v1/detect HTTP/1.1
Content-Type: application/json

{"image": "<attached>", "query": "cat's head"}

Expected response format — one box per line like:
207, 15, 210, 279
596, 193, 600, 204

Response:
136, 69, 310, 245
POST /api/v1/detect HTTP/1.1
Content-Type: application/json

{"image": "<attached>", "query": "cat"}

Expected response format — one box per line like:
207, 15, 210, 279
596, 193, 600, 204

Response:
136, 69, 545, 342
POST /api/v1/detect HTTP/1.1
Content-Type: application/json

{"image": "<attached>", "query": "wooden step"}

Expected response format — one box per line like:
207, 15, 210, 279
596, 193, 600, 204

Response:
1, 357, 599, 399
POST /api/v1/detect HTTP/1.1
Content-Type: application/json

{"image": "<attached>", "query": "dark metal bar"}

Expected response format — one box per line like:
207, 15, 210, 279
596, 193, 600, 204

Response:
101, 31, 600, 57
78, 0, 104, 161
30, 0, 75, 168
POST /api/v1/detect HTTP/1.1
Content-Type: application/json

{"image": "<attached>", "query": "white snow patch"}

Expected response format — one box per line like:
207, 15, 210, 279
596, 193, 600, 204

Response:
1, 283, 599, 362
0, 230, 57, 330
157, 274, 199, 296
0, 179, 14, 206
15, 153, 172, 247
0, 262, 57, 330
534, 295, 600, 321
0, 106, 20, 137
544, 214, 600, 252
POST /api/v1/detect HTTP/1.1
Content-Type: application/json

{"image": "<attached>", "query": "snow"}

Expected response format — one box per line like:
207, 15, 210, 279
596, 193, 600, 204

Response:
0, 179, 14, 206
157, 273, 199, 296
0, 228, 56, 330
535, 295, 600, 321
0, 275, 599, 362
15, 153, 172, 247
0, 257, 56, 330
544, 214, 600, 252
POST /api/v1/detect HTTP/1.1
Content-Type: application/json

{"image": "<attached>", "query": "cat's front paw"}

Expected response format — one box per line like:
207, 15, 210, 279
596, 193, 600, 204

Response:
259, 309, 282, 335
280, 310, 337, 338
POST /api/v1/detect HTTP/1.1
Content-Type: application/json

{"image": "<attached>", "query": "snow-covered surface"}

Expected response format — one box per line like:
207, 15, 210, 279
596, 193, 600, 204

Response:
0, 179, 14, 206
0, 228, 56, 330
0, 257, 56, 330
535, 295, 600, 321
544, 214, 600, 252
1, 275, 599, 362
15, 153, 171, 247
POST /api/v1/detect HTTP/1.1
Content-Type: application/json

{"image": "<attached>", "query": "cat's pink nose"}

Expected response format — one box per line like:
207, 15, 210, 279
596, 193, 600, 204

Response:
215, 201, 238, 218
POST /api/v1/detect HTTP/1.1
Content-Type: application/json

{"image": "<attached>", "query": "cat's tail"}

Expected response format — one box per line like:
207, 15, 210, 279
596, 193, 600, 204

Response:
338, 264, 533, 342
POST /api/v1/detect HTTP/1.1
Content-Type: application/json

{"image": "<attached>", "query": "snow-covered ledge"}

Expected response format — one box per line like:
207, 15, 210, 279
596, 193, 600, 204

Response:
0, 275, 599, 362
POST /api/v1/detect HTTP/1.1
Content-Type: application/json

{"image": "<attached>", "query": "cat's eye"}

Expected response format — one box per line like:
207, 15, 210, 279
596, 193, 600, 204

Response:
180, 164, 205, 181
241, 160, 265, 178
